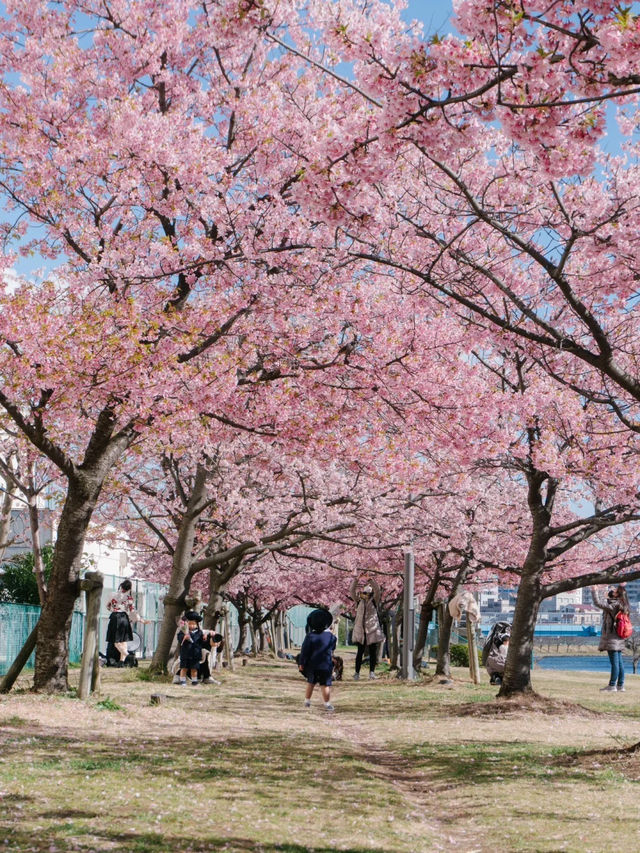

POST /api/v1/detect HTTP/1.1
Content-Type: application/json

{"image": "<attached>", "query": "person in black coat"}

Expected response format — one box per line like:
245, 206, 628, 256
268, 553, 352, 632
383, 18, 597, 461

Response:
298, 608, 337, 711
200, 632, 224, 684
177, 611, 205, 686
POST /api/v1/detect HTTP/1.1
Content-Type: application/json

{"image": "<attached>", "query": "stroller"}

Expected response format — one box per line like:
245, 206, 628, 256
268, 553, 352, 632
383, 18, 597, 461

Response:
482, 622, 511, 685
102, 632, 141, 668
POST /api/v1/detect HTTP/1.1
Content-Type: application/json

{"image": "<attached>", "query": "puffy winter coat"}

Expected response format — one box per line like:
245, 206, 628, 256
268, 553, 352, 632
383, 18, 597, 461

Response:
591, 589, 626, 652
350, 577, 385, 645
485, 643, 507, 676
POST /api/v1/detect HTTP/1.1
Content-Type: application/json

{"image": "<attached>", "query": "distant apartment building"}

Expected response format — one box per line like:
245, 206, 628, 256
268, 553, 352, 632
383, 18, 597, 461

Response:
0, 506, 55, 562
1, 502, 131, 583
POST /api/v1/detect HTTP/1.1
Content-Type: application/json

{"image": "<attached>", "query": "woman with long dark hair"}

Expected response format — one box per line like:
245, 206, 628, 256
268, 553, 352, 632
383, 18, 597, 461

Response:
591, 584, 631, 692
106, 579, 149, 666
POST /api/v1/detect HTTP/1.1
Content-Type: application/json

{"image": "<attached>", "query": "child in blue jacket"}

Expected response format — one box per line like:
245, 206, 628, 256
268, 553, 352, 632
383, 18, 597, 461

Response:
298, 608, 337, 711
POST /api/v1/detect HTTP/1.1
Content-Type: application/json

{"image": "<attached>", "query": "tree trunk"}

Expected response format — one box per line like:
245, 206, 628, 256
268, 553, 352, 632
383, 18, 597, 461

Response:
27, 483, 47, 606
78, 572, 104, 700
203, 569, 227, 631
235, 604, 248, 654
222, 607, 235, 670
435, 603, 453, 678
34, 482, 100, 692
498, 469, 554, 697
498, 570, 543, 696
389, 605, 401, 670
413, 569, 440, 669
413, 599, 434, 670
274, 610, 286, 653
150, 464, 209, 674
248, 620, 257, 655
269, 616, 278, 656
467, 619, 480, 684
0, 474, 16, 563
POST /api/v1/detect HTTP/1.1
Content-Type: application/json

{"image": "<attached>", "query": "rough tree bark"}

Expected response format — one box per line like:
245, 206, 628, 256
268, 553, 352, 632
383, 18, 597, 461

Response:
434, 603, 454, 678
27, 479, 47, 607
34, 478, 103, 691
0, 473, 17, 564
234, 594, 249, 655
413, 568, 440, 669
435, 562, 470, 678
149, 464, 209, 674
498, 467, 554, 697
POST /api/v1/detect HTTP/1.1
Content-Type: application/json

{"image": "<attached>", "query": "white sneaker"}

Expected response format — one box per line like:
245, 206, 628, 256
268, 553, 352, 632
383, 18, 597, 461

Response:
303, 699, 311, 708
202, 677, 221, 685
368, 672, 377, 680
324, 703, 335, 711
600, 685, 617, 692
353, 672, 360, 681
618, 685, 626, 692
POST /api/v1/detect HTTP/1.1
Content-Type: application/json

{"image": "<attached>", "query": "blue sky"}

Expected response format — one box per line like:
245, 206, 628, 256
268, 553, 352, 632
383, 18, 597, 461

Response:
405, 0, 456, 34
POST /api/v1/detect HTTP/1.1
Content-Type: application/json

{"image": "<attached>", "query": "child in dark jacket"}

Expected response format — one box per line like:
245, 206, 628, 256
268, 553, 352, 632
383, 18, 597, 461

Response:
298, 608, 337, 711
177, 610, 205, 686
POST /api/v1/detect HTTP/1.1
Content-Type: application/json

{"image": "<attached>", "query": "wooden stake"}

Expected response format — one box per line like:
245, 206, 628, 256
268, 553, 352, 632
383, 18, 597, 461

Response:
0, 622, 38, 694
78, 571, 104, 699
467, 618, 481, 684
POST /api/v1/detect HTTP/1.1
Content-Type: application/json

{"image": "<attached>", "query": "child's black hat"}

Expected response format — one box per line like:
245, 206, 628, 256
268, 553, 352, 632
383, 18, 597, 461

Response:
306, 608, 333, 633
184, 610, 202, 622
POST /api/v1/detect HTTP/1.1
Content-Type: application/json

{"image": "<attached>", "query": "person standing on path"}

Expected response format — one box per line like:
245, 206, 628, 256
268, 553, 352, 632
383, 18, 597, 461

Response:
349, 576, 384, 680
591, 584, 630, 692
298, 608, 336, 711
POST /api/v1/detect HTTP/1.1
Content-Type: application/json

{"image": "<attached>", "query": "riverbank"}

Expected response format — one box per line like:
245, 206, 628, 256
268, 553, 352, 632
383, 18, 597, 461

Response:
532, 641, 600, 655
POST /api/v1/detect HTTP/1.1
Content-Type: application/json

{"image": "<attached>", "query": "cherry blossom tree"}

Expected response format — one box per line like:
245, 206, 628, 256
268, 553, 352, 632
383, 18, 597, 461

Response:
0, 0, 382, 691
4, 0, 640, 698
105, 428, 433, 671
241, 0, 640, 693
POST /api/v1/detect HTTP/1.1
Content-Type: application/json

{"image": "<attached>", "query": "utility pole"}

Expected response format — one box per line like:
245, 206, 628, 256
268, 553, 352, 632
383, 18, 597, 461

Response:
401, 548, 415, 680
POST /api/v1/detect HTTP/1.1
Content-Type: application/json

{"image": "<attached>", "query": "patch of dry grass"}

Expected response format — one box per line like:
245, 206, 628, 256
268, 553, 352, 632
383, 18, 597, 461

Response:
1, 657, 639, 852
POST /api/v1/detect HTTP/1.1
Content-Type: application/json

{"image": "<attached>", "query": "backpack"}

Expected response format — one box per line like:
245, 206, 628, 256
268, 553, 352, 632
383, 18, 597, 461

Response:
615, 611, 633, 640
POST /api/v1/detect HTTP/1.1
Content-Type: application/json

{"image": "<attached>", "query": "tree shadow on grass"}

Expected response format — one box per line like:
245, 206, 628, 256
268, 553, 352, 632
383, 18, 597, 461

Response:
0, 823, 392, 853
0, 728, 405, 850
392, 739, 621, 793
1, 728, 372, 792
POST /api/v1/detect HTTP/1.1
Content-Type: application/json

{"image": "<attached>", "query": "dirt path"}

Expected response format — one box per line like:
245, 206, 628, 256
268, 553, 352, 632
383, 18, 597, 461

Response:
2, 659, 640, 852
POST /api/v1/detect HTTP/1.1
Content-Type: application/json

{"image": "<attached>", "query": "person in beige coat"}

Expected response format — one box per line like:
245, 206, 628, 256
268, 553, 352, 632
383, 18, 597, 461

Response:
591, 585, 630, 692
349, 576, 385, 680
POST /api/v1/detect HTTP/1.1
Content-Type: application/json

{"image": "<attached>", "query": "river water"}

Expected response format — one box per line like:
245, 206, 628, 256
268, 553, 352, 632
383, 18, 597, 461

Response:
535, 654, 636, 673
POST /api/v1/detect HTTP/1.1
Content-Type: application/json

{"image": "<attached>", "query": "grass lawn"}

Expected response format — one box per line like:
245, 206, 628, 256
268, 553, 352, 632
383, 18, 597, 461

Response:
1, 656, 640, 852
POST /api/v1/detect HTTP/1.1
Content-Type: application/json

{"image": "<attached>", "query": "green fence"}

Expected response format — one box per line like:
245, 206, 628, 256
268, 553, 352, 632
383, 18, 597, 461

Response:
0, 595, 319, 675
0, 603, 84, 675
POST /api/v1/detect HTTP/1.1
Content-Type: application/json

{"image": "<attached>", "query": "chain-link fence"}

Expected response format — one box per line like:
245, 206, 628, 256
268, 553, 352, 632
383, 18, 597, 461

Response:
0, 581, 314, 675
0, 602, 84, 675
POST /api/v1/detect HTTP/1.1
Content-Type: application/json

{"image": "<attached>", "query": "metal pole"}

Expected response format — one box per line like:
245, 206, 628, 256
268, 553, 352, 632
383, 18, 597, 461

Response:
401, 549, 415, 680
